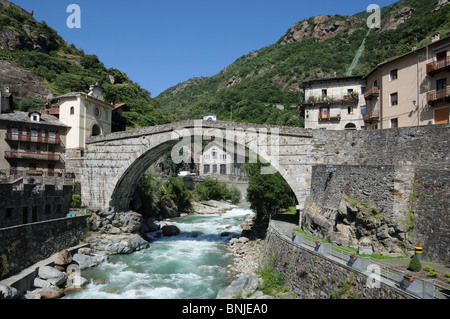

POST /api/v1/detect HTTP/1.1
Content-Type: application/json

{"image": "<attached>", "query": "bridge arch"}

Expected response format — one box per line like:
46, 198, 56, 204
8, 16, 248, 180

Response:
75, 121, 314, 212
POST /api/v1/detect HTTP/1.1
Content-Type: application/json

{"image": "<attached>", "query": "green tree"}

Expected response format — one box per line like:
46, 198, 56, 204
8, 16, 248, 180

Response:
164, 175, 191, 212
244, 161, 295, 237
408, 255, 422, 272
136, 169, 165, 218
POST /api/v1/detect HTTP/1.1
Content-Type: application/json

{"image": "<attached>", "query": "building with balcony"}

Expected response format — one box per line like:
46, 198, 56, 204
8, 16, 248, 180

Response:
0, 110, 69, 183
301, 76, 366, 130
363, 33, 450, 129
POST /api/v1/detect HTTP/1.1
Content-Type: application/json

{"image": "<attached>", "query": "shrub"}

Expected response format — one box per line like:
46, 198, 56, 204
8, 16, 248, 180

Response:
164, 175, 191, 211
195, 177, 230, 201
70, 195, 81, 208
408, 255, 422, 272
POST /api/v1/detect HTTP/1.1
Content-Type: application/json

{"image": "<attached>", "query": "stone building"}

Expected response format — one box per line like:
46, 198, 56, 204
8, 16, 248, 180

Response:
301, 76, 366, 130
364, 34, 450, 129
0, 108, 69, 183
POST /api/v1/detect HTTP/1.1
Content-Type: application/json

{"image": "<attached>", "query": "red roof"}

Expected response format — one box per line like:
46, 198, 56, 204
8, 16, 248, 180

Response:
38, 108, 60, 115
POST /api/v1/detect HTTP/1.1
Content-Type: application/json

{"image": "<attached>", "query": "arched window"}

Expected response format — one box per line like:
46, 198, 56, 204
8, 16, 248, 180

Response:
345, 123, 357, 130
92, 124, 101, 137
70, 107, 75, 115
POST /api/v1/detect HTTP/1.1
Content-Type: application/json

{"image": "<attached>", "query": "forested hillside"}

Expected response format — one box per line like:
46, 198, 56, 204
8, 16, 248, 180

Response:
0, 0, 174, 128
156, 0, 449, 127
0, 0, 449, 129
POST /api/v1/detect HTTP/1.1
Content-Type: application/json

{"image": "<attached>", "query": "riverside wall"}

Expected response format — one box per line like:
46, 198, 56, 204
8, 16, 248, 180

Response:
0, 215, 89, 280
261, 224, 416, 299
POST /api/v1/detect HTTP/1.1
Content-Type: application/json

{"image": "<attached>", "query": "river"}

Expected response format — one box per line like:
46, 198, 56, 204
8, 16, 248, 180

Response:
65, 205, 254, 299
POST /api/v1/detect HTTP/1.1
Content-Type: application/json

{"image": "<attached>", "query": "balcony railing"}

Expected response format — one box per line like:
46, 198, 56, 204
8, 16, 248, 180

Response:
427, 87, 450, 105
5, 132, 61, 145
426, 57, 450, 76
319, 112, 341, 121
363, 110, 380, 123
364, 87, 380, 100
5, 151, 61, 162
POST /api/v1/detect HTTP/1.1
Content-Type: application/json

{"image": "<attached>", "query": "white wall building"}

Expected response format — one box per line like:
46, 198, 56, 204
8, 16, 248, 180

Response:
199, 141, 242, 176
54, 84, 114, 154
302, 76, 366, 130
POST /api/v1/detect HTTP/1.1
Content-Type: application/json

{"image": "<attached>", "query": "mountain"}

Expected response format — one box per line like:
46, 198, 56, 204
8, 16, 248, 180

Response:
0, 0, 174, 128
155, 0, 449, 127
0, 0, 449, 129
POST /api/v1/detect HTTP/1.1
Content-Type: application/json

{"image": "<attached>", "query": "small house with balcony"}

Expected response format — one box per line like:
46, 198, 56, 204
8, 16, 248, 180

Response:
363, 33, 450, 129
300, 75, 366, 130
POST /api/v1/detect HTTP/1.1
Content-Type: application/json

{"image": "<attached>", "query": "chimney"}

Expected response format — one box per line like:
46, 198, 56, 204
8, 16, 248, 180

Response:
412, 43, 417, 51
432, 32, 440, 43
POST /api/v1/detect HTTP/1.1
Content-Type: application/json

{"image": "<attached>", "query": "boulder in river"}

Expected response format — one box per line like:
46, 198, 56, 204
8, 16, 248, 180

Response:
161, 225, 181, 236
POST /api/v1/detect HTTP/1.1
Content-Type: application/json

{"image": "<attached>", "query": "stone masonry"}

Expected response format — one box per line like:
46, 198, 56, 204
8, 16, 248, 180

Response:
66, 121, 450, 262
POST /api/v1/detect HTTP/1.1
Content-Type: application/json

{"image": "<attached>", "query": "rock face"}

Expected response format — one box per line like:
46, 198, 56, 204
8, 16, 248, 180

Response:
0, 61, 53, 101
302, 195, 407, 256
281, 15, 363, 44
380, 6, 415, 32
87, 233, 149, 255
159, 195, 179, 218
88, 209, 143, 235
0, 283, 21, 299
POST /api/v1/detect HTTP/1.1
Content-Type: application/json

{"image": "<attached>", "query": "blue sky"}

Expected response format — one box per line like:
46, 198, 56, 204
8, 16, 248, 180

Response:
11, 0, 399, 97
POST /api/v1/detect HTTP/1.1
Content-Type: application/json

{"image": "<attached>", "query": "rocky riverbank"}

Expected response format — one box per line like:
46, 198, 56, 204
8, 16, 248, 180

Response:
0, 248, 108, 299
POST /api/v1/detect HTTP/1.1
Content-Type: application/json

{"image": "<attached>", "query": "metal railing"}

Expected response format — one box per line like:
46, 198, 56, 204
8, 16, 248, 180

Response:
271, 222, 448, 299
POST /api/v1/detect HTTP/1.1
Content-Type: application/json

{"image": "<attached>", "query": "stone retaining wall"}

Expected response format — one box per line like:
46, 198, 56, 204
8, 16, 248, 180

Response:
261, 224, 416, 299
0, 215, 89, 280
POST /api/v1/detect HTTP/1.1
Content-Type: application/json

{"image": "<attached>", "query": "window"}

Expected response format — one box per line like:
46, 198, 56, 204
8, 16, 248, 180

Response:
390, 69, 398, 81
437, 78, 447, 91
322, 89, 328, 97
70, 107, 75, 115
95, 108, 100, 118
390, 93, 398, 106
48, 130, 56, 138
92, 125, 101, 137
347, 89, 354, 95
320, 107, 329, 119
213, 164, 218, 175
220, 164, 227, 175
390, 118, 399, 128
11, 127, 19, 135
212, 149, 217, 159
5, 208, 12, 219
436, 50, 447, 62
373, 80, 378, 87
30, 128, 38, 137
204, 165, 210, 175
347, 106, 354, 115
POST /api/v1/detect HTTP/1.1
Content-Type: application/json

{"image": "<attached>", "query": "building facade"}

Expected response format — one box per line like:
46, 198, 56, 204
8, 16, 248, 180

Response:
301, 76, 366, 130
364, 34, 450, 130
0, 109, 69, 183
51, 84, 114, 156
199, 141, 244, 177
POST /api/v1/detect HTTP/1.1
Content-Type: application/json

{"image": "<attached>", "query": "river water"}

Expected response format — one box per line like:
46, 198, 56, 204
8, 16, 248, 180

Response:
65, 205, 254, 299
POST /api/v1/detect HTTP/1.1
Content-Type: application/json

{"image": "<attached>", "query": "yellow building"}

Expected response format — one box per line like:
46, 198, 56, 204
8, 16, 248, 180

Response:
52, 84, 114, 156
364, 34, 450, 129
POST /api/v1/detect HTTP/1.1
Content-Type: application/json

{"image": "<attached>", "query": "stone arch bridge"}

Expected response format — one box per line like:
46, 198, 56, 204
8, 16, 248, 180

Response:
67, 121, 449, 220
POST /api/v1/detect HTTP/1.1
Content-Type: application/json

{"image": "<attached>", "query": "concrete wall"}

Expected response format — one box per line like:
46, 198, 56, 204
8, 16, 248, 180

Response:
0, 215, 89, 280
